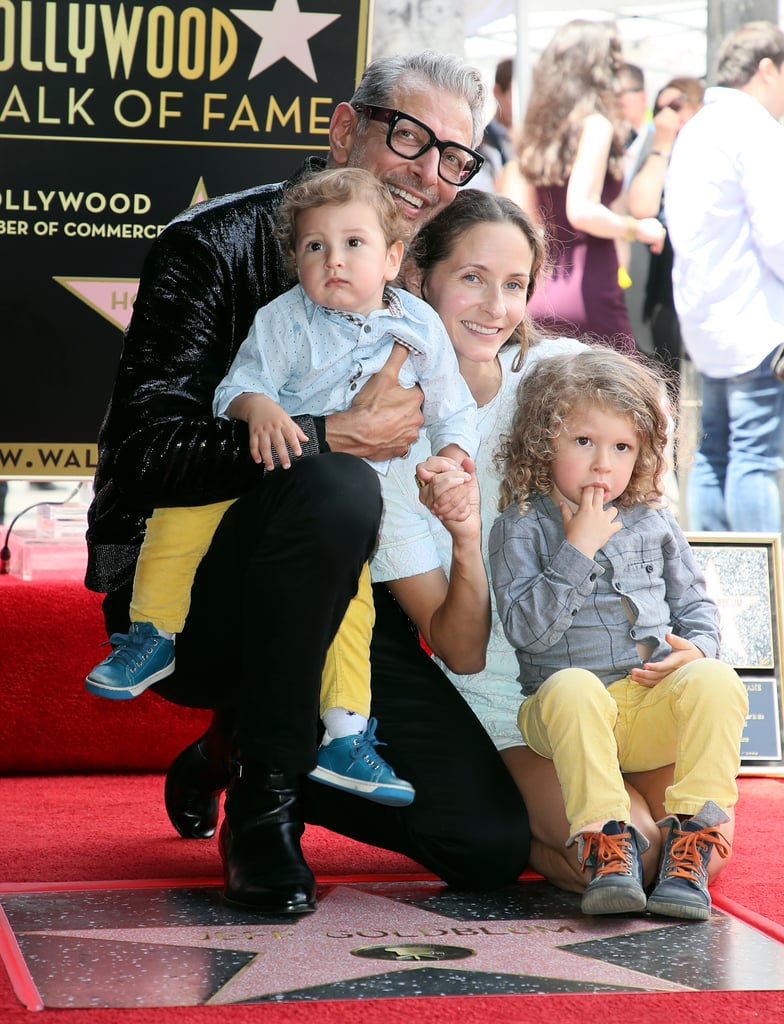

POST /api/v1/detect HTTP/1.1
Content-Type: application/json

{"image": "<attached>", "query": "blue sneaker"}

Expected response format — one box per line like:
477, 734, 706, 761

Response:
577, 820, 648, 915
85, 622, 175, 700
647, 807, 731, 921
308, 718, 415, 807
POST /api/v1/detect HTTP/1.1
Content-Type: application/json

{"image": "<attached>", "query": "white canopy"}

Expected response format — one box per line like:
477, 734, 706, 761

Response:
465, 0, 706, 37
464, 2, 711, 115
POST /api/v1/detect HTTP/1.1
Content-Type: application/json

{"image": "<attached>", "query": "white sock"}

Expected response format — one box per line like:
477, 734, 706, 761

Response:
322, 707, 368, 742
133, 623, 175, 641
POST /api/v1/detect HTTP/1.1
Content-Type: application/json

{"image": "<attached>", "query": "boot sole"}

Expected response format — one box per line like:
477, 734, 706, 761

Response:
223, 889, 317, 915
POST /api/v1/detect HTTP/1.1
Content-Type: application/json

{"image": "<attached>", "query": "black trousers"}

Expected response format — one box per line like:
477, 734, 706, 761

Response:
649, 301, 684, 403
103, 452, 531, 888
302, 582, 531, 888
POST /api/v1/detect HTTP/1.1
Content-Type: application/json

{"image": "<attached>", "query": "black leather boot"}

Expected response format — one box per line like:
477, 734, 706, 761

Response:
220, 763, 317, 915
164, 710, 237, 839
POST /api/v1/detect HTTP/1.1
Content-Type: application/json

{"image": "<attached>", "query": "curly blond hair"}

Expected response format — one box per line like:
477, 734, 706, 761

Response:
496, 347, 669, 513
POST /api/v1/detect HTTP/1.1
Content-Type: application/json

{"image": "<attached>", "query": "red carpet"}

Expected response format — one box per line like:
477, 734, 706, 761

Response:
0, 577, 212, 775
2, 578, 784, 1021
2, 773, 783, 1023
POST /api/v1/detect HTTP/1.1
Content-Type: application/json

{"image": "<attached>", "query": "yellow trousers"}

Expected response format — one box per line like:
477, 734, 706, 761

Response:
132, 502, 374, 718
517, 661, 748, 835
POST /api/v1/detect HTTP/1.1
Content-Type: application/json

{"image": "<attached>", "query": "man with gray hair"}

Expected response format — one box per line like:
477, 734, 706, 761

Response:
665, 21, 784, 533
86, 50, 529, 916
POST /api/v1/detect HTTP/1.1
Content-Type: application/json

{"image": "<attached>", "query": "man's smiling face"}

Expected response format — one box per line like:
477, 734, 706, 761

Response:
342, 82, 475, 237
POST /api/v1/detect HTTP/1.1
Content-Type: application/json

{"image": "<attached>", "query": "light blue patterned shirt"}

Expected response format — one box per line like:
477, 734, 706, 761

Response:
213, 283, 478, 473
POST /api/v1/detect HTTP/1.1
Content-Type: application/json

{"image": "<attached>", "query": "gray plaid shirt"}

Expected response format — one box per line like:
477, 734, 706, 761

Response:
489, 492, 720, 696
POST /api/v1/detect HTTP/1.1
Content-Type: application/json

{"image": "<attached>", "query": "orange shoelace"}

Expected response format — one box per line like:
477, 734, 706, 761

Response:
580, 830, 635, 878
663, 826, 731, 883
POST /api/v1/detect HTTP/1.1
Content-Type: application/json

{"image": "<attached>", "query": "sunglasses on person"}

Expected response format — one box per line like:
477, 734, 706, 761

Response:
353, 104, 485, 186
654, 96, 686, 115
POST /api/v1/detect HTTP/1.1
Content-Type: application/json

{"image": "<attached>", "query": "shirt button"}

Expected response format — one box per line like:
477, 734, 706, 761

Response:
589, 573, 597, 581
646, 564, 654, 573
363, 324, 372, 333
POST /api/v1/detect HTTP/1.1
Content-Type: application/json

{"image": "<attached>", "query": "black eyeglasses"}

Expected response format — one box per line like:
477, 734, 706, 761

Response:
654, 96, 686, 115
353, 104, 484, 186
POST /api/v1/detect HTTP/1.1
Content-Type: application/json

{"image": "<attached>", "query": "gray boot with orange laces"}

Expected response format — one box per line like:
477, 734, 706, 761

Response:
576, 820, 649, 915
647, 801, 731, 921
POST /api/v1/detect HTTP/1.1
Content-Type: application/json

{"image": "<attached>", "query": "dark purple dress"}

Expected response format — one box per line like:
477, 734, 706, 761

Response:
527, 174, 636, 354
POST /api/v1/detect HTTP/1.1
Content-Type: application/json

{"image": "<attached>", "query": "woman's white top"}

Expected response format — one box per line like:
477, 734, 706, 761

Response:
371, 336, 585, 749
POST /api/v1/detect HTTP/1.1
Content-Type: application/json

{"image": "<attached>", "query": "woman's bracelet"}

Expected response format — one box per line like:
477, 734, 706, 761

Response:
622, 215, 637, 242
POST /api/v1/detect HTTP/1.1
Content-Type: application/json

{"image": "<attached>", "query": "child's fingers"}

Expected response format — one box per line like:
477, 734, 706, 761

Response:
248, 430, 264, 465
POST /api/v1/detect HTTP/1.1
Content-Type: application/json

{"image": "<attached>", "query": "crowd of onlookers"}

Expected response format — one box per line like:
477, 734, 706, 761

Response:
475, 19, 784, 536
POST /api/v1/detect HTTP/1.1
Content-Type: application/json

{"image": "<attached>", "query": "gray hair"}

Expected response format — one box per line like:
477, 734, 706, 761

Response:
716, 21, 784, 88
350, 51, 487, 147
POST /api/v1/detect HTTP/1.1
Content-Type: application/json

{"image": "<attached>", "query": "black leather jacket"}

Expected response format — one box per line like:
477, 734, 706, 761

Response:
85, 157, 328, 594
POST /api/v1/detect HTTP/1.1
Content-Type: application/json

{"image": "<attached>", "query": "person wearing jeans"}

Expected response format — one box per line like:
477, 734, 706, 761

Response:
689, 358, 784, 532
665, 21, 784, 532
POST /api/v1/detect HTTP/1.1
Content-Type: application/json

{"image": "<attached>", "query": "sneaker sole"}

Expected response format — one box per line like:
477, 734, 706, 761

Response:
646, 896, 711, 921
85, 660, 175, 700
581, 885, 647, 916
308, 766, 415, 807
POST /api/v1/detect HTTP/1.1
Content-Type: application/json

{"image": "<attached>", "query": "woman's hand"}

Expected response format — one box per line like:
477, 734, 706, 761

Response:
651, 104, 682, 149
415, 455, 476, 526
630, 632, 704, 688
392, 455, 489, 673
635, 216, 666, 253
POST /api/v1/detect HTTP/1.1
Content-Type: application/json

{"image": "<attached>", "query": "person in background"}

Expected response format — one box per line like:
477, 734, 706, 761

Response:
664, 21, 784, 533
628, 76, 705, 407
497, 20, 664, 354
85, 51, 530, 917
617, 62, 650, 190
616, 61, 653, 352
490, 348, 748, 920
474, 57, 515, 192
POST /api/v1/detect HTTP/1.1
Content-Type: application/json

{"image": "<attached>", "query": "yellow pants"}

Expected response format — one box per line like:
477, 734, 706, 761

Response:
132, 502, 374, 718
517, 661, 749, 836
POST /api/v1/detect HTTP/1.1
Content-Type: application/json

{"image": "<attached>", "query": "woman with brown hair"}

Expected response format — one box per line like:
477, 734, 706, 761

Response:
497, 20, 664, 353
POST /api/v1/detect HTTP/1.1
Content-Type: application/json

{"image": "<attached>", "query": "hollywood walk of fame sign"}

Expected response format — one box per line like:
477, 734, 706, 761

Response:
2, 878, 784, 1009
0, 0, 370, 477
687, 532, 784, 773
